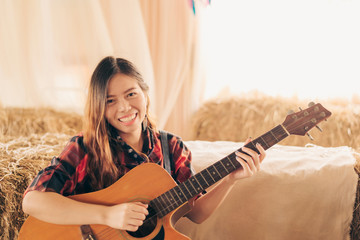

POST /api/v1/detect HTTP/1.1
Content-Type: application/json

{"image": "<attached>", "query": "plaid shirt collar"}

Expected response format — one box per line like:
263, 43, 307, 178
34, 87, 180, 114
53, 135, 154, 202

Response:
112, 127, 159, 165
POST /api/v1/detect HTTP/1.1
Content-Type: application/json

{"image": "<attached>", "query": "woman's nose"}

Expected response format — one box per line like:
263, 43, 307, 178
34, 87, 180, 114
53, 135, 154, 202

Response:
117, 99, 131, 112
118, 100, 131, 112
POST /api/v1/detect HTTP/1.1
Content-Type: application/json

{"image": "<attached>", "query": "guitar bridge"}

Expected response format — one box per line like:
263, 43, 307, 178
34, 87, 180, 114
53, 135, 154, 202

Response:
80, 225, 97, 240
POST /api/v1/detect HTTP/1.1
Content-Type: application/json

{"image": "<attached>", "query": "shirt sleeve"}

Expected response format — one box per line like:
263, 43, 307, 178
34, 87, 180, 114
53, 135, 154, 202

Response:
23, 135, 87, 197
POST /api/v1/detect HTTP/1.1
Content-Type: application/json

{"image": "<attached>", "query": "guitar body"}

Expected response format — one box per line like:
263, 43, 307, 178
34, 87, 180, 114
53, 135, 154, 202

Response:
18, 163, 191, 240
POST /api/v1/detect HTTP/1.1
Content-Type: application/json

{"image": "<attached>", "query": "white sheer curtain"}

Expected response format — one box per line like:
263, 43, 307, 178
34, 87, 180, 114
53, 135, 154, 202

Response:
0, 0, 201, 138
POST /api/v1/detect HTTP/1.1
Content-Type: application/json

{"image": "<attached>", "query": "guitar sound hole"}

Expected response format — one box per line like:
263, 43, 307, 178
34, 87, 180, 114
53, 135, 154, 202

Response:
127, 206, 158, 238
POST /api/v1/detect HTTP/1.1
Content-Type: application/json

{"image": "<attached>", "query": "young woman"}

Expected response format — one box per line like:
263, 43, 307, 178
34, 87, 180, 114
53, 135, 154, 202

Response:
22, 56, 266, 233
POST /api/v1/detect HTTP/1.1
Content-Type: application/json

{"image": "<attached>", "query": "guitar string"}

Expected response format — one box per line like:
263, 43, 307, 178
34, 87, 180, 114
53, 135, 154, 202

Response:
94, 122, 313, 238
94, 127, 290, 239
135, 118, 321, 229
137, 127, 290, 225
96, 228, 119, 239
148, 127, 290, 221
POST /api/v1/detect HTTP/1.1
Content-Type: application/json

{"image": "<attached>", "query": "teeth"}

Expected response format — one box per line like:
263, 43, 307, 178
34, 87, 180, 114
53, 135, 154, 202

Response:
119, 113, 136, 122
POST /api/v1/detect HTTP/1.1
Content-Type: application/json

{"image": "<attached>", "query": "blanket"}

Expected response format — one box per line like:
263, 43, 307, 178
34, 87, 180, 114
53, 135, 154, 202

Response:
175, 141, 358, 240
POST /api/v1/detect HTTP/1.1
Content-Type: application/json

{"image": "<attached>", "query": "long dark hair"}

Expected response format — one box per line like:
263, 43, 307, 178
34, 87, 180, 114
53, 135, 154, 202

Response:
83, 56, 155, 190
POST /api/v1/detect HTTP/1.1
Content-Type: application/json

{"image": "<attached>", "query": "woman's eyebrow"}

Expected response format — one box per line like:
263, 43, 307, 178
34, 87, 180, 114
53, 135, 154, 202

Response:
124, 87, 137, 93
107, 87, 138, 98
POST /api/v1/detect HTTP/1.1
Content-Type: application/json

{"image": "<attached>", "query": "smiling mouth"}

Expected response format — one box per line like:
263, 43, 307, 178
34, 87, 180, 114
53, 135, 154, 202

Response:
118, 113, 137, 123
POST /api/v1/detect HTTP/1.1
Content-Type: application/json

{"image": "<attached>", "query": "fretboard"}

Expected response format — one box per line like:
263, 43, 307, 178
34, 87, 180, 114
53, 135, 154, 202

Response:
150, 124, 289, 218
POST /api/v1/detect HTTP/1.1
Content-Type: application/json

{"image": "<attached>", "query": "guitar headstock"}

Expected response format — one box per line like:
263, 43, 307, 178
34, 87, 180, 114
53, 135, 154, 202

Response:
282, 102, 332, 137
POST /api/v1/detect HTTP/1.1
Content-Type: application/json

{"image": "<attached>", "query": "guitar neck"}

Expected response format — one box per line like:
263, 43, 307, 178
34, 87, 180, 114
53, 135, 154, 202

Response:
151, 124, 290, 218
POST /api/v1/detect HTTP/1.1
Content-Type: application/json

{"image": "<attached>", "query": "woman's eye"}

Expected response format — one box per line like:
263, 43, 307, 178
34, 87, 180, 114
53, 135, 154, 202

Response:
106, 99, 114, 104
128, 92, 137, 97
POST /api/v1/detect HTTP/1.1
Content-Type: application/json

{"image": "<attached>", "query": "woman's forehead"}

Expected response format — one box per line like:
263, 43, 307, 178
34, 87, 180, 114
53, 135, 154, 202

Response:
107, 74, 140, 95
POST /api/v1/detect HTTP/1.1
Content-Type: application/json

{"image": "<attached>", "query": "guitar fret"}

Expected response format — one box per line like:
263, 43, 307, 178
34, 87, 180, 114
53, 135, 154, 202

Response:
220, 160, 230, 174
164, 192, 174, 206
183, 181, 193, 198
167, 191, 175, 203
177, 186, 186, 200
205, 168, 216, 182
270, 130, 279, 141
193, 176, 203, 191
204, 168, 216, 185
199, 172, 210, 188
224, 157, 236, 172
170, 187, 181, 204
174, 186, 186, 207
259, 136, 270, 148
152, 198, 164, 212
262, 133, 276, 147
230, 154, 242, 169
179, 184, 192, 199
207, 167, 219, 183
190, 177, 203, 192
219, 160, 230, 174
227, 156, 237, 169
213, 162, 225, 178
217, 158, 230, 177
160, 194, 170, 209
166, 190, 177, 210
188, 178, 197, 193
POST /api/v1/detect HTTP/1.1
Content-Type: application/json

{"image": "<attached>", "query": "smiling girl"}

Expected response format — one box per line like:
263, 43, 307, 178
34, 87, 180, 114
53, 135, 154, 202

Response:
22, 56, 266, 234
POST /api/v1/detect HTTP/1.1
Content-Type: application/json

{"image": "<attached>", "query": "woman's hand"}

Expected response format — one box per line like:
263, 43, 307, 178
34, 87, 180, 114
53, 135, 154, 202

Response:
227, 138, 266, 182
104, 202, 149, 231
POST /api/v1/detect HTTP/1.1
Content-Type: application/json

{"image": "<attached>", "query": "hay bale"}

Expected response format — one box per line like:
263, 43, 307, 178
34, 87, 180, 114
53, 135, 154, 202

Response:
0, 107, 82, 140
351, 152, 360, 240
0, 105, 82, 239
0, 133, 71, 239
191, 94, 360, 149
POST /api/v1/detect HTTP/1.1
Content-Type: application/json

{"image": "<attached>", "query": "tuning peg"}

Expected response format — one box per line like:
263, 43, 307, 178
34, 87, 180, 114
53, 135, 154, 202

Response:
299, 107, 303, 111
315, 125, 323, 132
306, 133, 314, 141
308, 102, 316, 107
287, 110, 295, 115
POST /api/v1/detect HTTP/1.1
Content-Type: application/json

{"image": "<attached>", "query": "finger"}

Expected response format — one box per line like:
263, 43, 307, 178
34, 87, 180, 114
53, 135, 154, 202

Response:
238, 148, 258, 171
242, 146, 262, 170
126, 224, 139, 232
135, 201, 148, 206
245, 147, 261, 171
131, 203, 149, 215
235, 151, 255, 171
235, 154, 253, 176
241, 146, 258, 158
244, 137, 252, 144
128, 218, 144, 227
256, 143, 266, 162
130, 212, 147, 221
133, 202, 149, 208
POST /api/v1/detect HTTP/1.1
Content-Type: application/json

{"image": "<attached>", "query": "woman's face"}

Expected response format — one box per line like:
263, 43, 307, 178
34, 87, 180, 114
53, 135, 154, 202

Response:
105, 73, 147, 139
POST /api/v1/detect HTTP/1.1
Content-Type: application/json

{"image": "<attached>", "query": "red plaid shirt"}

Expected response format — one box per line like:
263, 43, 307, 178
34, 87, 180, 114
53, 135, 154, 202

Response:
24, 129, 194, 196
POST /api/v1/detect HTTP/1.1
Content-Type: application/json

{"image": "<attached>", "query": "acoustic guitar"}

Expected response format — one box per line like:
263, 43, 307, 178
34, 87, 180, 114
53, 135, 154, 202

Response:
18, 102, 331, 240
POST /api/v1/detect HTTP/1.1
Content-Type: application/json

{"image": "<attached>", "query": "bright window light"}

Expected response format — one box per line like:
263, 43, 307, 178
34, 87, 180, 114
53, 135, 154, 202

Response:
199, 0, 360, 101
